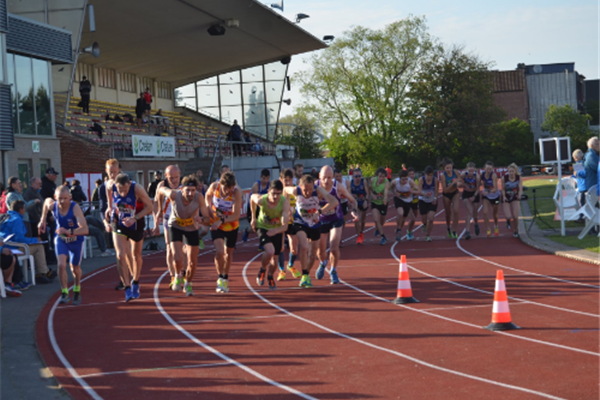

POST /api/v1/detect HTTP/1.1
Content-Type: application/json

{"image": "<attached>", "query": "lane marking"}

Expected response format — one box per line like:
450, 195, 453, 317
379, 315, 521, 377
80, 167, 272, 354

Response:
421, 303, 528, 312
241, 253, 567, 400
179, 314, 289, 324
153, 270, 318, 400
78, 361, 232, 379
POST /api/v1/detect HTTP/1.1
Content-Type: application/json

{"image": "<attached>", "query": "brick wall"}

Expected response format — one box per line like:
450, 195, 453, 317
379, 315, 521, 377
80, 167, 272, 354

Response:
493, 91, 529, 121
58, 130, 111, 177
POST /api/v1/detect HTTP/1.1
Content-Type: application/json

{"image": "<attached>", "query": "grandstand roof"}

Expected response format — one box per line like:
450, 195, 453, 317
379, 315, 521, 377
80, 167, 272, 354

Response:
81, 0, 326, 87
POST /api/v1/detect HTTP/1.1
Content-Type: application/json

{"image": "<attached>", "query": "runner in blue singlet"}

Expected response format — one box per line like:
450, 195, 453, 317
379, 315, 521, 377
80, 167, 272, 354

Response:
440, 158, 460, 238
481, 161, 501, 237
459, 162, 481, 239
350, 168, 370, 244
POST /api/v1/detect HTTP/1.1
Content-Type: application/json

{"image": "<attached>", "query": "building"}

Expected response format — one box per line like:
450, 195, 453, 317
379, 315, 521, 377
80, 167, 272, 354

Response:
584, 79, 599, 131
492, 68, 529, 122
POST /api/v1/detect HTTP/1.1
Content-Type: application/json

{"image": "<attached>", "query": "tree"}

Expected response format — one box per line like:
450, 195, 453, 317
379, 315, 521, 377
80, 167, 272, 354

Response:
296, 16, 439, 171
541, 104, 593, 151
276, 108, 323, 159
404, 45, 506, 168
488, 119, 537, 167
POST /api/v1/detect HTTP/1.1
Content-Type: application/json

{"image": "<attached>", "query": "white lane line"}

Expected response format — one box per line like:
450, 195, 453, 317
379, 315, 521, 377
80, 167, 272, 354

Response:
153, 270, 318, 400
59, 296, 181, 309
179, 314, 289, 324
422, 303, 528, 312
241, 254, 566, 400
78, 361, 232, 379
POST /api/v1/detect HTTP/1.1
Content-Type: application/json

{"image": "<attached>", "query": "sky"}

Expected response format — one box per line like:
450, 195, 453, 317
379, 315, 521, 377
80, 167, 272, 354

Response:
260, 0, 599, 117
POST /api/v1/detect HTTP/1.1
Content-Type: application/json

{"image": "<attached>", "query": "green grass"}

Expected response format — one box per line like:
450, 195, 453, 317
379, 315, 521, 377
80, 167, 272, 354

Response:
548, 235, 600, 253
524, 178, 599, 254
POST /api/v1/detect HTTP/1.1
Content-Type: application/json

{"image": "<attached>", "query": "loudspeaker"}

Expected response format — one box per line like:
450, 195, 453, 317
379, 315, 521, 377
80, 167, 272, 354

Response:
207, 24, 226, 36
82, 42, 100, 58
281, 56, 291, 65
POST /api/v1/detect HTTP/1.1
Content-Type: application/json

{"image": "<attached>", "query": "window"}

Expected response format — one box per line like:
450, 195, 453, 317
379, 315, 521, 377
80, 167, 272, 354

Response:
140, 77, 153, 94
17, 160, 31, 190
98, 67, 116, 89
32, 58, 51, 135
39, 159, 50, 178
75, 63, 93, 84
157, 81, 171, 99
121, 73, 136, 93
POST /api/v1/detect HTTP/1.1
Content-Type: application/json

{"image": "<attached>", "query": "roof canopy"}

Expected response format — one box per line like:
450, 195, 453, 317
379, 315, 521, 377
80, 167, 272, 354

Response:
81, 0, 326, 87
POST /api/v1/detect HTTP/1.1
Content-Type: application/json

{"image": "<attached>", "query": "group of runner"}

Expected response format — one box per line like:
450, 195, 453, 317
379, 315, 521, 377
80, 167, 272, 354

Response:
46, 158, 522, 304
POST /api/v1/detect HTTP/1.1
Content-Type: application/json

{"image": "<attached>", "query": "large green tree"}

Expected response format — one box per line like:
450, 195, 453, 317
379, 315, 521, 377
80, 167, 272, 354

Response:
487, 119, 537, 167
541, 104, 592, 151
296, 16, 439, 171
276, 108, 323, 159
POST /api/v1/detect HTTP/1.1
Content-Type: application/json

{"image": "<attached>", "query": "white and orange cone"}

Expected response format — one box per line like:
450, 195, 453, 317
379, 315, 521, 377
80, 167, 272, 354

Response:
484, 270, 520, 331
392, 255, 419, 304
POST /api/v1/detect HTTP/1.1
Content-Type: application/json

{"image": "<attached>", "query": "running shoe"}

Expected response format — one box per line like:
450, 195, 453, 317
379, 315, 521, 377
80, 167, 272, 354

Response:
494, 227, 499, 237
356, 233, 364, 244
242, 228, 249, 242
330, 270, 340, 285
447, 229, 452, 238
474, 224, 480, 236
374, 229, 379, 237
425, 236, 432, 242
277, 270, 287, 281
506, 221, 511, 230
486, 230, 492, 238
72, 292, 82, 305
380, 236, 388, 246
172, 275, 183, 292
221, 279, 229, 293
131, 283, 140, 299
257, 269, 266, 286
407, 231, 415, 241
258, 244, 264, 252
396, 232, 402, 242
216, 278, 224, 293
287, 264, 301, 278
299, 274, 313, 288
169, 276, 175, 290
59, 292, 70, 304
115, 281, 125, 290
184, 283, 194, 296
125, 287, 133, 302
15, 281, 32, 291
451, 231, 458, 239
268, 276, 276, 290
4, 284, 22, 297
316, 261, 327, 280
199, 239, 205, 250
513, 232, 519, 238
464, 231, 471, 240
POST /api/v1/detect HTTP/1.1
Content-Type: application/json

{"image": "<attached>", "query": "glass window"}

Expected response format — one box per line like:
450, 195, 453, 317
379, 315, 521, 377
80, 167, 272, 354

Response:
6, 53, 17, 133
121, 73, 136, 93
243, 83, 265, 105
39, 160, 49, 178
266, 81, 284, 103
244, 102, 266, 128
198, 106, 220, 121
220, 105, 243, 125
266, 103, 280, 124
0, 35, 4, 83
219, 84, 241, 106
33, 58, 51, 135
264, 62, 287, 81
220, 71, 240, 84
198, 76, 218, 86
15, 55, 35, 135
17, 161, 31, 190
245, 125, 267, 138
197, 85, 219, 108
242, 65, 263, 83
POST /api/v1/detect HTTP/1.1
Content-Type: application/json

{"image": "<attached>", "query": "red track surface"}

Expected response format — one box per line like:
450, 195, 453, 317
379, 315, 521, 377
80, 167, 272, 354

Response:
37, 205, 599, 400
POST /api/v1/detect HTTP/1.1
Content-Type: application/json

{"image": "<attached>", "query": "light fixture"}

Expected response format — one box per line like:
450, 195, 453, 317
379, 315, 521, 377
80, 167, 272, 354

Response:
226, 19, 239, 28
283, 99, 291, 105
280, 56, 291, 65
271, 0, 283, 11
81, 42, 100, 58
207, 24, 226, 36
295, 13, 310, 23
323, 35, 335, 43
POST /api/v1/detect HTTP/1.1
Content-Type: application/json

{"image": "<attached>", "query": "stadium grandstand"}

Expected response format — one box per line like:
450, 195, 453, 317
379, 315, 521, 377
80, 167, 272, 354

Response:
0, 0, 326, 194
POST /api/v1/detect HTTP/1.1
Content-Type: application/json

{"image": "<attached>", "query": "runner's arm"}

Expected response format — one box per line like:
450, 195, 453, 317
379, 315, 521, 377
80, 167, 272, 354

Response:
134, 184, 154, 220
205, 183, 217, 220
337, 184, 357, 211
71, 203, 89, 236
280, 197, 290, 229
197, 193, 210, 223
316, 186, 339, 213
383, 181, 390, 206
490, 173, 499, 193
226, 188, 242, 223
38, 198, 55, 234
250, 194, 262, 222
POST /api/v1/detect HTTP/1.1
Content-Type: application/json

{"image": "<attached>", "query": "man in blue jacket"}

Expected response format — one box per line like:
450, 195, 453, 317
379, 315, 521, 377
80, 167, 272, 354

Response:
583, 137, 599, 194
1, 200, 54, 283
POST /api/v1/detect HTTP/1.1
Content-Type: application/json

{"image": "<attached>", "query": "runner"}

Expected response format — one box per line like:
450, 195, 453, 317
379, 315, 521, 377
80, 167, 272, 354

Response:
205, 172, 242, 294
440, 158, 460, 238
153, 165, 184, 290
370, 168, 390, 245
418, 166, 438, 242
39, 186, 89, 305
334, 168, 349, 231
106, 173, 153, 301
283, 175, 338, 288
459, 162, 481, 239
315, 166, 357, 284
277, 169, 301, 281
250, 180, 290, 290
481, 161, 501, 237
159, 175, 209, 296
350, 168, 371, 244
501, 163, 523, 238
407, 168, 420, 221
196, 177, 209, 250
242, 169, 270, 243
392, 169, 420, 241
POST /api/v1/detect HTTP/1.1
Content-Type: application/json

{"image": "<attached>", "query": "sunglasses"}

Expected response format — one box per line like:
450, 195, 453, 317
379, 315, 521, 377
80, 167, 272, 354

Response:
354, 175, 362, 178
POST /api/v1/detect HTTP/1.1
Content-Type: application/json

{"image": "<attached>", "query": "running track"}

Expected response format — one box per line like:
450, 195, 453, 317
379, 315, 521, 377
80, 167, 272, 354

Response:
37, 203, 599, 399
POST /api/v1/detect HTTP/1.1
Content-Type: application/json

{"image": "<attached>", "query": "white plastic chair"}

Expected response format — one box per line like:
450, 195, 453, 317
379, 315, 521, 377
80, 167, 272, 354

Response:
578, 203, 599, 239
6, 242, 36, 286
553, 178, 579, 211
0, 279, 6, 298
83, 236, 93, 259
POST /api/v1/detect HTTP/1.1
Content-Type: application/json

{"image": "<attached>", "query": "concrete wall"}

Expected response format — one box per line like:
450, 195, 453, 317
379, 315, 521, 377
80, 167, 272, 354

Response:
493, 90, 529, 121
2, 136, 62, 184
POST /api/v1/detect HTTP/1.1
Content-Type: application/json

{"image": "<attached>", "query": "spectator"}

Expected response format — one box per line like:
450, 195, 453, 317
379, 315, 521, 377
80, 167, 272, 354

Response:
0, 237, 22, 296
244, 132, 252, 154
63, 180, 71, 188
195, 169, 203, 181
1, 200, 54, 284
114, 114, 124, 122
0, 182, 6, 213
228, 120, 243, 156
24, 177, 44, 233
40, 167, 59, 200
85, 216, 113, 257
79, 76, 92, 114
91, 179, 103, 203
293, 163, 304, 185
583, 136, 599, 194
70, 180, 87, 204
348, 165, 354, 176
311, 168, 319, 179
135, 92, 145, 129
146, 171, 163, 199
5, 177, 39, 236
253, 137, 265, 156
143, 87, 153, 116
385, 165, 392, 181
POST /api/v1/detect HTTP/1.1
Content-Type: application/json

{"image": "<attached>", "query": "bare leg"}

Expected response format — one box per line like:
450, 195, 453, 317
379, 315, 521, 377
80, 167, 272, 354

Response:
317, 232, 328, 265
164, 230, 176, 278
426, 211, 435, 236
296, 231, 309, 271
213, 239, 226, 275
223, 247, 234, 275
113, 234, 132, 285
483, 200, 491, 233
451, 193, 460, 233
443, 196, 452, 231
2, 255, 15, 283
185, 245, 200, 282
511, 202, 520, 234
261, 243, 275, 270
170, 240, 184, 275
464, 199, 473, 232
328, 226, 343, 269
70, 263, 82, 288
130, 240, 144, 281
57, 254, 69, 290
307, 240, 320, 273
372, 209, 384, 235
492, 204, 499, 227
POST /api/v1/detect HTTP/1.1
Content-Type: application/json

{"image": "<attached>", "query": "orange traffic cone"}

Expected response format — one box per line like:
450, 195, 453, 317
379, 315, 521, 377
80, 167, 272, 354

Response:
484, 270, 520, 331
392, 255, 419, 304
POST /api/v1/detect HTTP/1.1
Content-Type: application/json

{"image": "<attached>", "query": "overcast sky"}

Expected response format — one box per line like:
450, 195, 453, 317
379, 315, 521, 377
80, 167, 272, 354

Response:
261, 0, 599, 117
